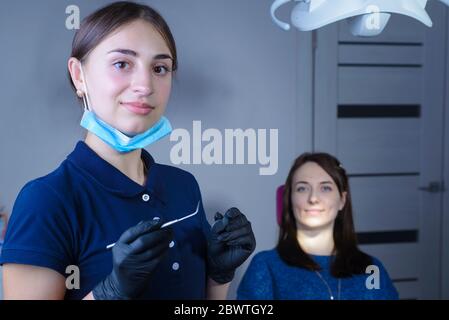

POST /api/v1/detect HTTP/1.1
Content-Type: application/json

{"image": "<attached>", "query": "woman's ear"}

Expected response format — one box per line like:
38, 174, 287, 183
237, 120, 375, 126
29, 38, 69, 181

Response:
339, 191, 347, 211
68, 57, 84, 95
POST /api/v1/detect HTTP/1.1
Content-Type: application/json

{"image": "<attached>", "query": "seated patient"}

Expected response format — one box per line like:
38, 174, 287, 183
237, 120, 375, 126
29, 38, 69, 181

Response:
237, 152, 398, 300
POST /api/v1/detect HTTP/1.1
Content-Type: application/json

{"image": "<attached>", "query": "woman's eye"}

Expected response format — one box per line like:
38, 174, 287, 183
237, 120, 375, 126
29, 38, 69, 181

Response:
153, 65, 170, 75
321, 185, 332, 192
113, 61, 130, 70
297, 186, 307, 192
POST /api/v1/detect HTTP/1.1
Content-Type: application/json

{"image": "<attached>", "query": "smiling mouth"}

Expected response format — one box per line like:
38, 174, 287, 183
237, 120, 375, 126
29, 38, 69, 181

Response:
120, 102, 155, 115
305, 209, 325, 214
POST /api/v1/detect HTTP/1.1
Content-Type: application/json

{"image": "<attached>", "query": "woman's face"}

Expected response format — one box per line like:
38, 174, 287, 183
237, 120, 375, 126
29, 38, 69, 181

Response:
291, 162, 346, 231
76, 19, 173, 135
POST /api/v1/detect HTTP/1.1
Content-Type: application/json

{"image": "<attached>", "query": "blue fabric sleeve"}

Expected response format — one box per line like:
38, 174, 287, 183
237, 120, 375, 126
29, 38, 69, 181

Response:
237, 252, 274, 299
0, 180, 75, 276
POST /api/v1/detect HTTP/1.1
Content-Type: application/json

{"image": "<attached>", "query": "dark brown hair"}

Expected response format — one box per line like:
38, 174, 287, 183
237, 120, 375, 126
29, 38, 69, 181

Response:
276, 152, 372, 277
68, 1, 178, 95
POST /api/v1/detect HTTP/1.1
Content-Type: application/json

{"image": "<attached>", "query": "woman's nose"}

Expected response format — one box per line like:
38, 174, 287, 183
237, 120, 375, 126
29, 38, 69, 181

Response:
308, 190, 319, 204
132, 70, 154, 96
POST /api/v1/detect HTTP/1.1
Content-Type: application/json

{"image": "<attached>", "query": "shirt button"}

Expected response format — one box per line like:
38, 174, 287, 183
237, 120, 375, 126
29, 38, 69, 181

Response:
142, 194, 150, 202
169, 241, 175, 248
172, 262, 180, 271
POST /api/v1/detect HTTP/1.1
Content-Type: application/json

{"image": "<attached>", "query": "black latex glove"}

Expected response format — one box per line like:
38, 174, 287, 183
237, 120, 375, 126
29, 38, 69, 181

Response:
92, 219, 173, 300
207, 207, 256, 284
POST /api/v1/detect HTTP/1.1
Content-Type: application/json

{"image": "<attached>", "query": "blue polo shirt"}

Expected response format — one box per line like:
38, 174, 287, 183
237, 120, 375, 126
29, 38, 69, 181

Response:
0, 141, 211, 300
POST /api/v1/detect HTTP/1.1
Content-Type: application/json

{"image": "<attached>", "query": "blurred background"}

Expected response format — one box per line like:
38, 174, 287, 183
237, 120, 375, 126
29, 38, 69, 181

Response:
0, 0, 448, 299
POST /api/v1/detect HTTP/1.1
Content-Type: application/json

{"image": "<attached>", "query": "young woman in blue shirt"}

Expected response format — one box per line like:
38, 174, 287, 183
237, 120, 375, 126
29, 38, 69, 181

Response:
237, 152, 398, 300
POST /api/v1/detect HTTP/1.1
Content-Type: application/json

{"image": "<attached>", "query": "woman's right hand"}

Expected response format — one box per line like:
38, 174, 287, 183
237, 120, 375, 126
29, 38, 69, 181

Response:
92, 219, 173, 300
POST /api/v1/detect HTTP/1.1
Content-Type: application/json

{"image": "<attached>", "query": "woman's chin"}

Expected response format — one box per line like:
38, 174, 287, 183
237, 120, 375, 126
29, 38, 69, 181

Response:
115, 113, 162, 136
298, 218, 333, 230
118, 123, 147, 136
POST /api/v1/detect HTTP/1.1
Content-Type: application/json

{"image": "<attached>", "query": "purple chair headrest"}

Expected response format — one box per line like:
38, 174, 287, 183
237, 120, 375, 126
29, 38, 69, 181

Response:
276, 185, 285, 226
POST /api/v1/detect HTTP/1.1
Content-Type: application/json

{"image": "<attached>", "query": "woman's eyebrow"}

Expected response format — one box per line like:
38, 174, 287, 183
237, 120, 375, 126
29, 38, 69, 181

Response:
154, 53, 174, 62
294, 180, 333, 186
107, 49, 173, 61
107, 48, 138, 56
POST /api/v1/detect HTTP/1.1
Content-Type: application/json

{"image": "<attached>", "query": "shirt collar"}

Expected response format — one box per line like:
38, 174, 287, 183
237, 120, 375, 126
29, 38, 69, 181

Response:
67, 141, 167, 204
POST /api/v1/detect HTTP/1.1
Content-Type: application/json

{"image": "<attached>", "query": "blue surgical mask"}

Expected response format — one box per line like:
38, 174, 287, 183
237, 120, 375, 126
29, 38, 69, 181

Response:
80, 110, 172, 153
78, 64, 172, 153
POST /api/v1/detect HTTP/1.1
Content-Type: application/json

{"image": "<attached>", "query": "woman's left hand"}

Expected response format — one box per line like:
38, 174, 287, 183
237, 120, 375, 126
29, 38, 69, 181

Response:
207, 208, 256, 284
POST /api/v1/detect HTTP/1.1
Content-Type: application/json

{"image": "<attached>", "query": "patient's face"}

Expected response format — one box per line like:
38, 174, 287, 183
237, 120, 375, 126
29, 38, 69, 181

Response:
291, 162, 346, 231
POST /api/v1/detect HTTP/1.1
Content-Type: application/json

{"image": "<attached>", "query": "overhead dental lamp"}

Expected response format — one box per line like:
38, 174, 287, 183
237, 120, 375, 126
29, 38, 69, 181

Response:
271, 0, 449, 37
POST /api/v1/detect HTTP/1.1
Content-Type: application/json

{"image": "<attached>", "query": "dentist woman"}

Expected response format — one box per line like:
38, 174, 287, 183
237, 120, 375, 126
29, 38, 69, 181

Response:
0, 1, 255, 300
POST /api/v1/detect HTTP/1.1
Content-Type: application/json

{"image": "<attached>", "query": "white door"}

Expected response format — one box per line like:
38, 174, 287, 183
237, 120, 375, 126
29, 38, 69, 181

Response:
311, 2, 448, 299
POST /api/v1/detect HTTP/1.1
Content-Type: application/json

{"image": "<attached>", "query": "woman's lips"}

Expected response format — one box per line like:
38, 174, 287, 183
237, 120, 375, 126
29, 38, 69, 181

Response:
121, 102, 154, 115
305, 209, 324, 215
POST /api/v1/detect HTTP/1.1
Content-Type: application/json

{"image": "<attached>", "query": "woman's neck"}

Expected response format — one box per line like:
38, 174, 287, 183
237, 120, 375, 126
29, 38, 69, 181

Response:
296, 224, 335, 256
85, 132, 146, 186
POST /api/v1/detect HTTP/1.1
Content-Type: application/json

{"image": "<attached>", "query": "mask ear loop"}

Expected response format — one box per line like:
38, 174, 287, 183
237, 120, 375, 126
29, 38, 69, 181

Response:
82, 94, 89, 111
79, 64, 92, 112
